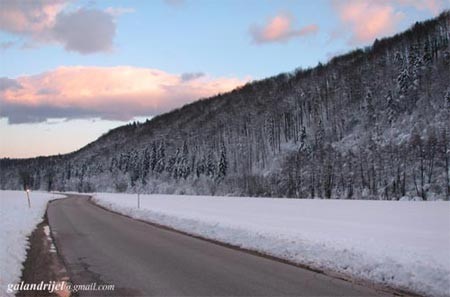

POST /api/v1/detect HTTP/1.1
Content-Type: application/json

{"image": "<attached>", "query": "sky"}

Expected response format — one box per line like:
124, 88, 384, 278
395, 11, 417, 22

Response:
1, 0, 449, 158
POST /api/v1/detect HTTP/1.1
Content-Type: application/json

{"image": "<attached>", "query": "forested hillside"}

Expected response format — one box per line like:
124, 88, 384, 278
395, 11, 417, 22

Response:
1, 12, 449, 200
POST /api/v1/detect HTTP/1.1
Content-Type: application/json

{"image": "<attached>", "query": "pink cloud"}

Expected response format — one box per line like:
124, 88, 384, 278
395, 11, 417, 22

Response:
0, 66, 248, 123
251, 13, 318, 44
0, 0, 66, 36
333, 0, 448, 45
334, 0, 405, 44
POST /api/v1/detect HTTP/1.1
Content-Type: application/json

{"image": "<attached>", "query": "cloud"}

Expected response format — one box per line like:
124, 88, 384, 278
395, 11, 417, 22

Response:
52, 9, 115, 54
0, 0, 126, 54
333, 0, 405, 44
180, 72, 205, 82
0, 0, 66, 36
0, 77, 22, 91
0, 41, 16, 50
332, 0, 448, 45
36, 88, 59, 95
250, 13, 319, 44
105, 7, 135, 16
0, 66, 248, 124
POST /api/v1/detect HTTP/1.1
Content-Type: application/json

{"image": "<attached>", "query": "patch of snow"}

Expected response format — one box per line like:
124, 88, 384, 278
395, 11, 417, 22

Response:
0, 190, 64, 296
400, 196, 424, 201
93, 193, 450, 297
43, 225, 57, 253
43, 225, 50, 237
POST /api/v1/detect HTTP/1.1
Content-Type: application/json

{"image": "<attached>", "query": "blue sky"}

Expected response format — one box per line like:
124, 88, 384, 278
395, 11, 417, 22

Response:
1, 0, 341, 79
0, 0, 448, 158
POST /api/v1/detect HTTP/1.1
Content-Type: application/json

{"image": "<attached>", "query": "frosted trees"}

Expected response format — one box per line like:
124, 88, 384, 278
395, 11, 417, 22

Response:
410, 130, 426, 199
364, 90, 376, 129
150, 144, 157, 172
217, 143, 227, 182
155, 143, 166, 174
129, 151, 140, 187
1, 12, 449, 198
177, 142, 191, 180
141, 148, 150, 183
439, 128, 449, 200
19, 171, 32, 191
385, 91, 399, 124
206, 152, 216, 179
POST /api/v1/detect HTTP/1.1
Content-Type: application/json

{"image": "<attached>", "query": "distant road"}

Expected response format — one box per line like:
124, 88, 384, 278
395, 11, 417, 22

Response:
47, 195, 381, 296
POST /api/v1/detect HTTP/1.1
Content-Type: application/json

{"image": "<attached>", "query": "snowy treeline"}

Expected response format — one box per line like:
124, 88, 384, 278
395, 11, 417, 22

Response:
1, 12, 449, 200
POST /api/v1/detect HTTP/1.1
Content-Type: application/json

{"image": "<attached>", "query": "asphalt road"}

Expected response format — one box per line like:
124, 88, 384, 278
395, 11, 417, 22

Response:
47, 195, 383, 296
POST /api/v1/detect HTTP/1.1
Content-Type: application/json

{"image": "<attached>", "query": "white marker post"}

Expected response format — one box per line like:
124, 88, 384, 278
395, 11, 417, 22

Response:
26, 189, 31, 208
137, 192, 140, 209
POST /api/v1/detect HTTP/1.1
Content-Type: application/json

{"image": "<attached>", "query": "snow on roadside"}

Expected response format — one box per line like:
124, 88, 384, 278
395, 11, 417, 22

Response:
93, 193, 450, 297
0, 190, 64, 296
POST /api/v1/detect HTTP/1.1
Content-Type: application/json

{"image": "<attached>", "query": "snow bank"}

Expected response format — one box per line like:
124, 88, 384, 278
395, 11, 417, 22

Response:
93, 193, 450, 297
0, 190, 64, 296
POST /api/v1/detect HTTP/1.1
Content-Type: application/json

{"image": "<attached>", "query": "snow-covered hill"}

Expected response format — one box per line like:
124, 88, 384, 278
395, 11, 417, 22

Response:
1, 12, 449, 200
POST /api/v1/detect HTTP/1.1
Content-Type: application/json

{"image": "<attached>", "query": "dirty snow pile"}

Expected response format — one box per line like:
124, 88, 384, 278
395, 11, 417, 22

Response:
0, 190, 64, 296
93, 193, 450, 297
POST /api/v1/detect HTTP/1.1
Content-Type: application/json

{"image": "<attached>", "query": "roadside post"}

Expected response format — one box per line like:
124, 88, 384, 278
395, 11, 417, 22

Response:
137, 184, 144, 209
26, 189, 31, 208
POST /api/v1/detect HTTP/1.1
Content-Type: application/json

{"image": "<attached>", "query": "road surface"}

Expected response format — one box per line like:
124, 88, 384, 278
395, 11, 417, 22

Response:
47, 195, 383, 296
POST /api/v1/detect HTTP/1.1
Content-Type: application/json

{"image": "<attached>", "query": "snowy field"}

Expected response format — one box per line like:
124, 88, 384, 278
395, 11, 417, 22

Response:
0, 190, 64, 296
93, 193, 450, 297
